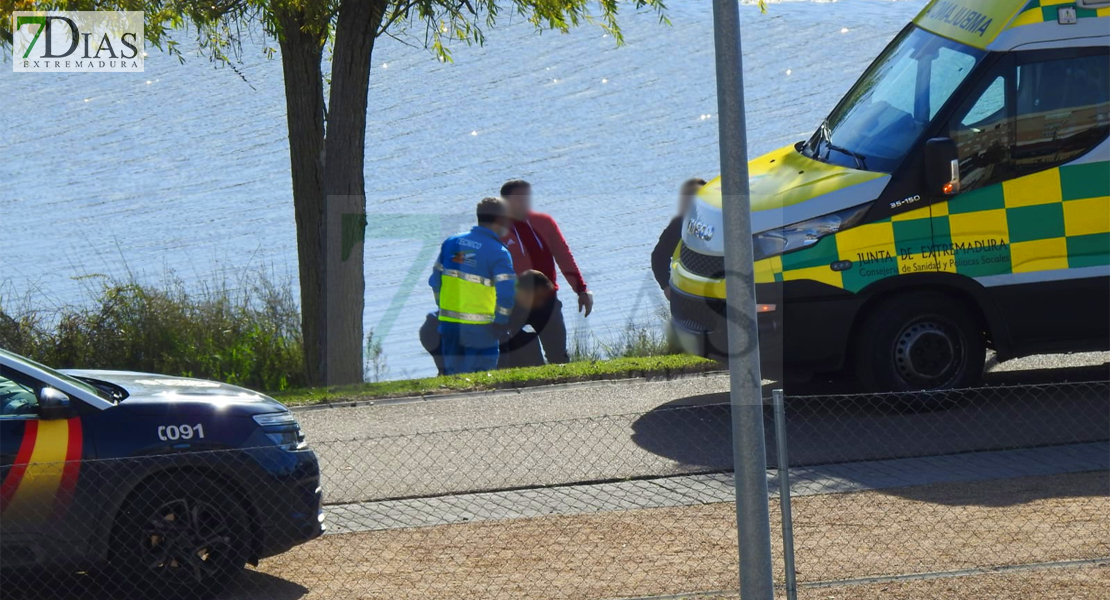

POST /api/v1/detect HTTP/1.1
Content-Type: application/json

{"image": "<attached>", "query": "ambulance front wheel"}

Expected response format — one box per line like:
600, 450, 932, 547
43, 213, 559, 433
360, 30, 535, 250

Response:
853, 291, 985, 392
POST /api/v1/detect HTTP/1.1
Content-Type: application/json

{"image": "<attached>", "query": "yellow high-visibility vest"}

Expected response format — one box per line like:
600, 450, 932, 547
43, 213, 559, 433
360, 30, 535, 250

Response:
438, 268, 514, 324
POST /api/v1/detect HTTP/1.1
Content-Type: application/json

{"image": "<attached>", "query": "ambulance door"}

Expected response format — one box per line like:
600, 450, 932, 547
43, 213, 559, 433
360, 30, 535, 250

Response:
1004, 47, 1110, 345
930, 56, 1013, 279
938, 46, 1110, 347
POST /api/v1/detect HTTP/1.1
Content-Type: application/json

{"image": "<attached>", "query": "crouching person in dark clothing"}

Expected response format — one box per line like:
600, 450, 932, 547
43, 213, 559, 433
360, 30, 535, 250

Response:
421, 270, 555, 375
419, 312, 449, 376
497, 270, 555, 369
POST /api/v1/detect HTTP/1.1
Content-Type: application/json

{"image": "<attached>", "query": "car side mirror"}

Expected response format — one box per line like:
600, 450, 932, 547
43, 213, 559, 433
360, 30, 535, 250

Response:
38, 387, 71, 420
925, 138, 961, 196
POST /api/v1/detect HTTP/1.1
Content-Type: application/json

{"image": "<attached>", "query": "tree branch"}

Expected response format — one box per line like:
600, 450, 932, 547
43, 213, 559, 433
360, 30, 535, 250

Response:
378, 0, 420, 37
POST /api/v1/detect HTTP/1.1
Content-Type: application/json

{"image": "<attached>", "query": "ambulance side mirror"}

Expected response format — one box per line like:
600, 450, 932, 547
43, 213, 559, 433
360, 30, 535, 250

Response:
38, 387, 72, 420
925, 138, 961, 196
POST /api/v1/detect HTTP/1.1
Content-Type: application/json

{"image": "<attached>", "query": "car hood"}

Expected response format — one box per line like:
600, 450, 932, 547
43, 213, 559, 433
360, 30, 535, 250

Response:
62, 369, 287, 415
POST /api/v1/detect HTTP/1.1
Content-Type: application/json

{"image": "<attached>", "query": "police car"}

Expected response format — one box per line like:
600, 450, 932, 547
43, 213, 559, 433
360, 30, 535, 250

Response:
671, 0, 1110, 391
0, 348, 324, 599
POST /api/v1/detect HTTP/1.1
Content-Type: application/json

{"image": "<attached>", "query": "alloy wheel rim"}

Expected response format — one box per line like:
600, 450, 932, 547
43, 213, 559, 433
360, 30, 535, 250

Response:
140, 497, 233, 584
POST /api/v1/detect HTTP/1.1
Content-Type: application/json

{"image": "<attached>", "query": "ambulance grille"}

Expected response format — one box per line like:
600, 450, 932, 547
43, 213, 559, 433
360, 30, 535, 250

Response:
679, 244, 725, 279
670, 290, 725, 332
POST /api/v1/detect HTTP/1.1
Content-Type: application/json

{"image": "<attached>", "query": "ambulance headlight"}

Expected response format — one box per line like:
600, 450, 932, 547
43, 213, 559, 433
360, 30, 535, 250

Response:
753, 203, 871, 261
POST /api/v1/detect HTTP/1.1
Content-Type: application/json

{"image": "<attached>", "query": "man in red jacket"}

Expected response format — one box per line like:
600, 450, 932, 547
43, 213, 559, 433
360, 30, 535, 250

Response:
500, 179, 593, 364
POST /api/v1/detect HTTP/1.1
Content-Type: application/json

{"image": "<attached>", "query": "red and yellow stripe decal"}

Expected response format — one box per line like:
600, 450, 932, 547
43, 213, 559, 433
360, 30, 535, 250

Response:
0, 418, 83, 523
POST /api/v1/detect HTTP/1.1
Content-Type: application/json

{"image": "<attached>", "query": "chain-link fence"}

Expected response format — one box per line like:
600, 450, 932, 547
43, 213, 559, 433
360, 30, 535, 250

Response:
775, 381, 1110, 600
2, 381, 1107, 600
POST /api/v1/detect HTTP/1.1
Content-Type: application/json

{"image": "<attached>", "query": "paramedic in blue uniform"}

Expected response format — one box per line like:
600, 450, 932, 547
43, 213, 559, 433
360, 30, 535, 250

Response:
429, 197, 517, 375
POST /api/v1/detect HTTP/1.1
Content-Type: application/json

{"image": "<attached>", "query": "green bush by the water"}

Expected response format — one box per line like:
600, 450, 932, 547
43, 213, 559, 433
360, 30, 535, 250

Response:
0, 274, 305, 392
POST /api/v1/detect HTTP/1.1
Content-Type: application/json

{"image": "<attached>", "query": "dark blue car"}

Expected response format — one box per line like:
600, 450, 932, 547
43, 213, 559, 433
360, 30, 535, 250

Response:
0, 349, 324, 599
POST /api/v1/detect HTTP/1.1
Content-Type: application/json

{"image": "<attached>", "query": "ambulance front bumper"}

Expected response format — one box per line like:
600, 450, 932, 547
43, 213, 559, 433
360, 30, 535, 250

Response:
669, 279, 867, 378
668, 285, 783, 378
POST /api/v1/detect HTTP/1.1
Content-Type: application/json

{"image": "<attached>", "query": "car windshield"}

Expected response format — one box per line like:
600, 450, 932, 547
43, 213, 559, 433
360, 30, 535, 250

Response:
1, 350, 115, 402
802, 26, 985, 173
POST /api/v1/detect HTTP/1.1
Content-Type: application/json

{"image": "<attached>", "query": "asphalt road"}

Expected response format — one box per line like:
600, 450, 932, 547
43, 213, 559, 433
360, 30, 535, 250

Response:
297, 353, 1110, 504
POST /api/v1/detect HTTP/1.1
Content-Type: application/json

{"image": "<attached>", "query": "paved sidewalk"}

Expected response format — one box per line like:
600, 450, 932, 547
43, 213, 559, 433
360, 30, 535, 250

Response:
325, 441, 1108, 534
307, 376, 1110, 503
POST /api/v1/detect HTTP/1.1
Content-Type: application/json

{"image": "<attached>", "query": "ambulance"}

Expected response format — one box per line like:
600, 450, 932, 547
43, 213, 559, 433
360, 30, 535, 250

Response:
670, 0, 1110, 390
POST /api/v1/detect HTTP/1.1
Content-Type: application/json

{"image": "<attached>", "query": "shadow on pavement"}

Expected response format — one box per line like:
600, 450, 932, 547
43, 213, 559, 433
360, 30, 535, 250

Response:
884, 469, 1109, 508
629, 366, 1110, 507
218, 570, 310, 600
0, 568, 308, 600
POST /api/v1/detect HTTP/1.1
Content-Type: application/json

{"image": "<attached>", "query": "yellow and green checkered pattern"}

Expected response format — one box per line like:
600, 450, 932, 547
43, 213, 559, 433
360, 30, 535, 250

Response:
1010, 0, 1110, 28
754, 161, 1110, 293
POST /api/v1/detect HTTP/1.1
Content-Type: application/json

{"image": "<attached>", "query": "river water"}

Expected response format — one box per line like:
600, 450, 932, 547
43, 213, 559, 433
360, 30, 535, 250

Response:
1, 0, 925, 380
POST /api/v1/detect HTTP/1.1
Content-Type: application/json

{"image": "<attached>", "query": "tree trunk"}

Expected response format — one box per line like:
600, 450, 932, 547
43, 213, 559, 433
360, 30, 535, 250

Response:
276, 9, 328, 386
320, 0, 389, 385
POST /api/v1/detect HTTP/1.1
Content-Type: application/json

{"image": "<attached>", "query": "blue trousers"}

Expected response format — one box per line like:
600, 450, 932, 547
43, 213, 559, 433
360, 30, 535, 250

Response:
439, 322, 499, 375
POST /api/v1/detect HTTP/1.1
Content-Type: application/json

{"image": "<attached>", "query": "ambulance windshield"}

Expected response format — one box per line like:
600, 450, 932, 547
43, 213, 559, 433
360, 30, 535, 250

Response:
802, 26, 985, 173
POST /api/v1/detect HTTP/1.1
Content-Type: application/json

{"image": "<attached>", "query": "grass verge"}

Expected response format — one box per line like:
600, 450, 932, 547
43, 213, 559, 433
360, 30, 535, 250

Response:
274, 354, 721, 406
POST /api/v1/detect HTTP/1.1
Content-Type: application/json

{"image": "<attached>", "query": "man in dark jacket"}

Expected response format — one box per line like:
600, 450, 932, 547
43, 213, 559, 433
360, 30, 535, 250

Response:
652, 178, 706, 299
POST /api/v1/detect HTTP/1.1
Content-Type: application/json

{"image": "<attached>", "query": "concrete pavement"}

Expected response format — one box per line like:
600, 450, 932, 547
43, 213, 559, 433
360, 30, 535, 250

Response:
295, 354, 1109, 441
297, 359, 1109, 505
324, 441, 1110, 534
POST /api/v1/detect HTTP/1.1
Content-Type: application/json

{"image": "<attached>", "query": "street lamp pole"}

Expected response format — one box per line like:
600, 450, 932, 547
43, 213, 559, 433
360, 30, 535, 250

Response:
711, 1, 776, 598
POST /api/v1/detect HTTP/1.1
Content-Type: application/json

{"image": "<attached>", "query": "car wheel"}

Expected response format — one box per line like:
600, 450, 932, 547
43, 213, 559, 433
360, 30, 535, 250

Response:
107, 474, 250, 600
853, 292, 986, 393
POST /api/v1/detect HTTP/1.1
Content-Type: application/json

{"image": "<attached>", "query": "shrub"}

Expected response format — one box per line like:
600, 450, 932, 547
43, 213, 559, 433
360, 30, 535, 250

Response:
570, 305, 679, 362
0, 273, 305, 392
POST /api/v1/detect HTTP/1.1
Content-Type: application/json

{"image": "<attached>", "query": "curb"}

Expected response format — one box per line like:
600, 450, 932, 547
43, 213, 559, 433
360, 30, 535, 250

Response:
288, 369, 729, 412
